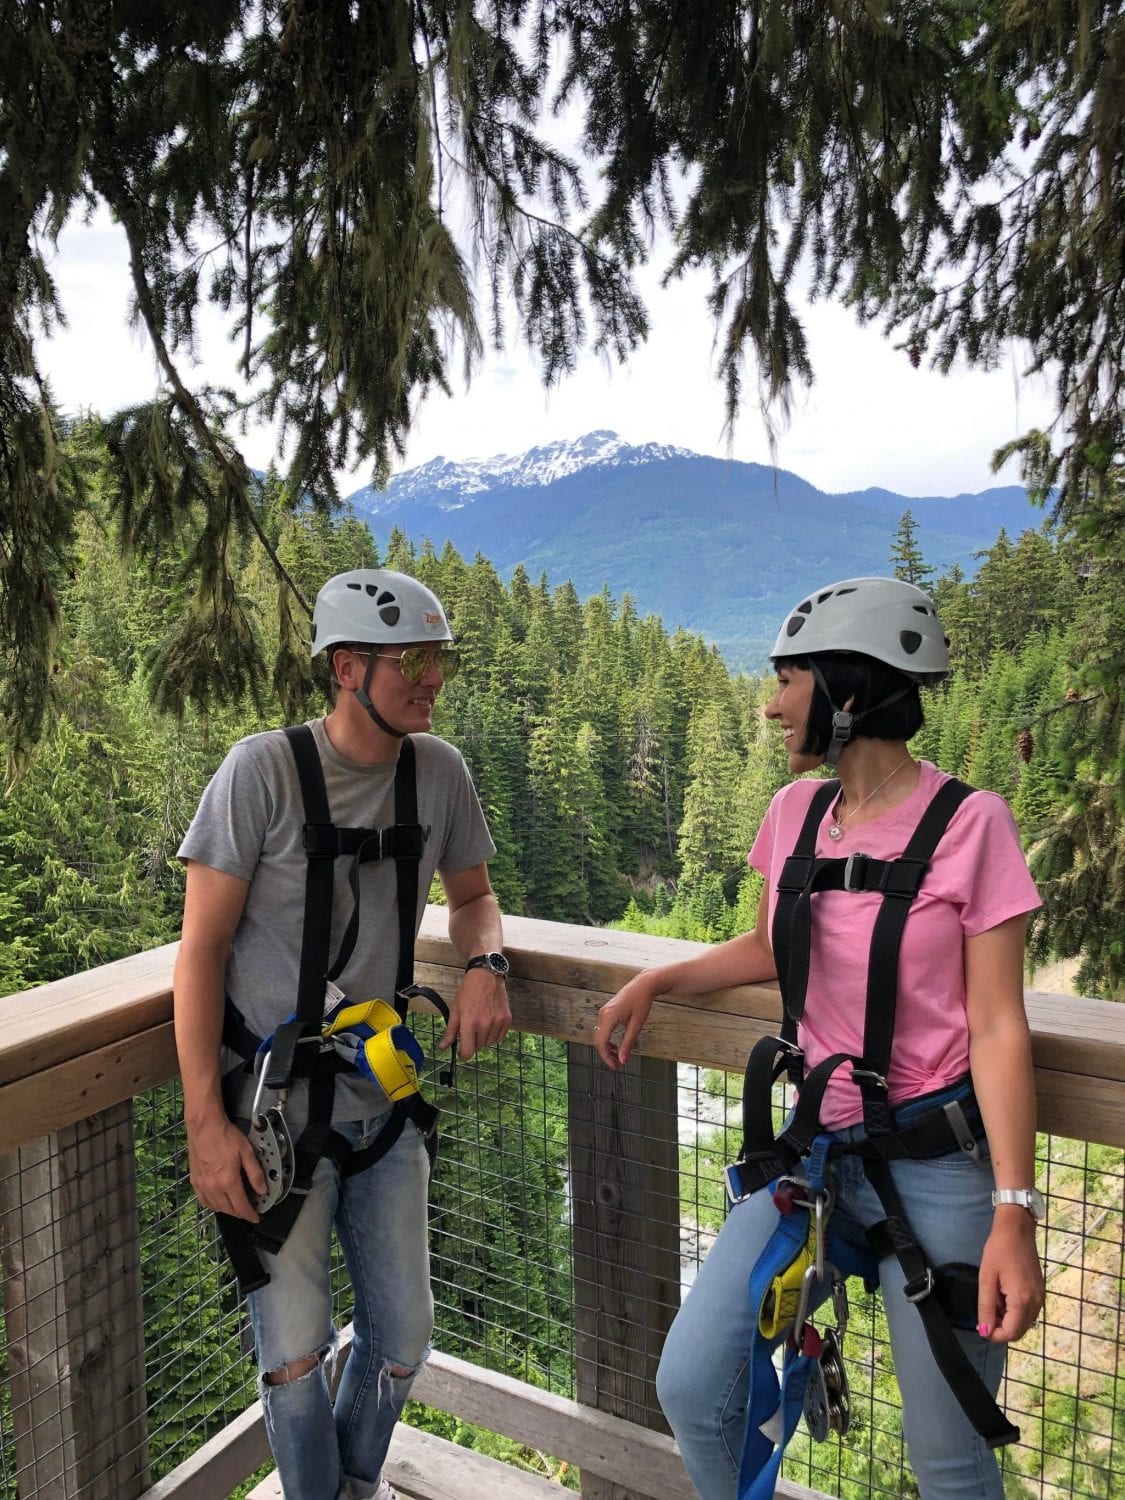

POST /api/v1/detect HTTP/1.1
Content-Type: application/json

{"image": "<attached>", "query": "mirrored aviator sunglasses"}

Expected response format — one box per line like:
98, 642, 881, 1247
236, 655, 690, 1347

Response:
396, 645, 460, 683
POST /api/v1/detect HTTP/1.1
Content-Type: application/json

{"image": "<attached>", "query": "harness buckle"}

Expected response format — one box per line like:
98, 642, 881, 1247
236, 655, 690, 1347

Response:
942, 1098, 984, 1163
843, 852, 869, 892
903, 1267, 935, 1303
850, 1067, 888, 1091
724, 1162, 755, 1205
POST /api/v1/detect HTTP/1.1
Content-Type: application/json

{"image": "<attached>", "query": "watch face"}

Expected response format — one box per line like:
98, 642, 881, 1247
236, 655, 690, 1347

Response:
470, 951, 509, 977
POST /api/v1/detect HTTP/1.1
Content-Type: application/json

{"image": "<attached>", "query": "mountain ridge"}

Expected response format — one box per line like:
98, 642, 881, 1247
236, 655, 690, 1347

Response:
346, 433, 1044, 669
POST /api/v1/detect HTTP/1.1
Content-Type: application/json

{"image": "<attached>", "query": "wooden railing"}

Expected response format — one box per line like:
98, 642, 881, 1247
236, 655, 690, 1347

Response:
2, 911, 1124, 1500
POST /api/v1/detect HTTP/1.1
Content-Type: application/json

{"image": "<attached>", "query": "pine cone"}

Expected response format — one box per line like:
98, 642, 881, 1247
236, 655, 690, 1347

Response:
908, 346, 922, 369
1017, 727, 1033, 763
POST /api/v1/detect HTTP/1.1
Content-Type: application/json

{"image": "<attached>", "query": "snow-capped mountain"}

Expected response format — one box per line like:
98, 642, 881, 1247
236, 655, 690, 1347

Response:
354, 430, 694, 512
345, 433, 1041, 669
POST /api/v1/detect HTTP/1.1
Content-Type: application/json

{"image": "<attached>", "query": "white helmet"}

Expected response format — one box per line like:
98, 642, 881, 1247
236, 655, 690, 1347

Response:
769, 576, 950, 683
311, 569, 453, 657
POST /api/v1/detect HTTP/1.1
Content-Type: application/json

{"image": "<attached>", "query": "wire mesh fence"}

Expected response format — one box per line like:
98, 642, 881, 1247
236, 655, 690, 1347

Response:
1, 1032, 1122, 1499
669, 1063, 1125, 1500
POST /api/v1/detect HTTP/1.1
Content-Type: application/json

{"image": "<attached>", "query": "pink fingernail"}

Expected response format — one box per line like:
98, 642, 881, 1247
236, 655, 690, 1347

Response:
977, 1323, 991, 1338
620, 1051, 629, 1066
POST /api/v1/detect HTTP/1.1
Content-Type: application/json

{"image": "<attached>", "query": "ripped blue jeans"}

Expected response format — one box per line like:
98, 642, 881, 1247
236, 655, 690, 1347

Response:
247, 1113, 433, 1500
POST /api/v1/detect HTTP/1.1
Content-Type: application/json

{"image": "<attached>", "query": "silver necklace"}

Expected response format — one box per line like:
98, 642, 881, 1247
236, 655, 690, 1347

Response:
827, 759, 913, 842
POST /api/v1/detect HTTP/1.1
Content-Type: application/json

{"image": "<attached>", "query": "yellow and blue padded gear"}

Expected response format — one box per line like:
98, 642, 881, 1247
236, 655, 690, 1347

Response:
758, 1210, 819, 1339
323, 999, 426, 1103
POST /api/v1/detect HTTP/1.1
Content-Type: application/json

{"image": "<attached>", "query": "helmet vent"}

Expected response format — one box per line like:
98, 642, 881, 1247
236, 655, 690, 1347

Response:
817, 591, 833, 603
899, 630, 922, 654
786, 615, 805, 638
913, 604, 929, 615
798, 600, 813, 614
836, 587, 857, 596
379, 605, 401, 625
377, 590, 396, 605
347, 582, 362, 591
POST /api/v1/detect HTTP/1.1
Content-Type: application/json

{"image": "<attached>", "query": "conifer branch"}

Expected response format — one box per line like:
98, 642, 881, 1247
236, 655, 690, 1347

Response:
108, 195, 311, 617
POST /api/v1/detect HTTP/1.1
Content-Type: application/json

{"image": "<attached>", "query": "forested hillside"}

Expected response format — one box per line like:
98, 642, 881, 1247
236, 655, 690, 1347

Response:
0, 456, 1118, 1000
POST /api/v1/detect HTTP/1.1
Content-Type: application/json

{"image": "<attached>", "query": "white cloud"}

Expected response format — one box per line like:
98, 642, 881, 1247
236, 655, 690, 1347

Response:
38, 207, 1055, 498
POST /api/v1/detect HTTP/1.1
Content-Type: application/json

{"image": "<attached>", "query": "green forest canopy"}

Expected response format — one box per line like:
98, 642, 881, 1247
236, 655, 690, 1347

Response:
2, 2, 1123, 763
2, 475, 1121, 1000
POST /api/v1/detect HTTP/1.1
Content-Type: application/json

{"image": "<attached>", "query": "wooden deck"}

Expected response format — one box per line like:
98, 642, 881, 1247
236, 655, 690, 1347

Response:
247, 1421, 567, 1498
3, 917, 1123, 1500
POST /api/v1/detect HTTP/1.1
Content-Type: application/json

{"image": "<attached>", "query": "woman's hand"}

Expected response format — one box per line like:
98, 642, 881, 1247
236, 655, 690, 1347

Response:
976, 1209, 1045, 1343
593, 972, 662, 1070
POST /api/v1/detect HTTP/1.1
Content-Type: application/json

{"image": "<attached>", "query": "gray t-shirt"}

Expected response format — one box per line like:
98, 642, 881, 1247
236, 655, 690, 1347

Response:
178, 718, 495, 1122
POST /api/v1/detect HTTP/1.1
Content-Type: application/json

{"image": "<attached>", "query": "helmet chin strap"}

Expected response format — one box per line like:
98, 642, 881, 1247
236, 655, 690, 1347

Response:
355, 654, 407, 739
809, 661, 913, 766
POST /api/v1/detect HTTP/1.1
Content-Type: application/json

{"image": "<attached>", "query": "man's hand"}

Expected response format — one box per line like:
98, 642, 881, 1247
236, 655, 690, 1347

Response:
439, 968, 511, 1061
187, 1114, 267, 1223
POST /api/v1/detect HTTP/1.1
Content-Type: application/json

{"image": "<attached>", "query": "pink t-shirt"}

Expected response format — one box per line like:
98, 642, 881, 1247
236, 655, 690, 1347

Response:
748, 761, 1041, 1129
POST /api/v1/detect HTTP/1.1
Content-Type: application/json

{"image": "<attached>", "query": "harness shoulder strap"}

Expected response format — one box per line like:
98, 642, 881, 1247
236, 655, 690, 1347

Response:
858, 778, 976, 1126
284, 725, 335, 1025
772, 780, 839, 1032
393, 736, 420, 1017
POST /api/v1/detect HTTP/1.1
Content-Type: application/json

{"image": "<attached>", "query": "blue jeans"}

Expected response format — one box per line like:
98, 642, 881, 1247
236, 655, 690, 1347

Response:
247, 1114, 434, 1500
656, 1119, 1007, 1500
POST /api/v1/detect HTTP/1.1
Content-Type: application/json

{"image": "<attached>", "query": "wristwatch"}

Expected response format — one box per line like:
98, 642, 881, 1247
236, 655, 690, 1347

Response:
991, 1187, 1046, 1221
466, 951, 510, 979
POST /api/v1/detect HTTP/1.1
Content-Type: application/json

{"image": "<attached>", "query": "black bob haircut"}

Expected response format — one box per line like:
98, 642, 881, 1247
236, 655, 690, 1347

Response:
773, 652, 925, 755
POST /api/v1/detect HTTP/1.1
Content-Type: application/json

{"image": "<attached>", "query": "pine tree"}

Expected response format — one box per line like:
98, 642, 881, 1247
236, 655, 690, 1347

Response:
889, 510, 935, 587
5, 3, 1122, 757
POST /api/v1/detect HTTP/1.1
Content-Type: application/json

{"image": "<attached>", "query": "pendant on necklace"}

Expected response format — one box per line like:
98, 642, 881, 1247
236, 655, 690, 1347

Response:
828, 824, 844, 842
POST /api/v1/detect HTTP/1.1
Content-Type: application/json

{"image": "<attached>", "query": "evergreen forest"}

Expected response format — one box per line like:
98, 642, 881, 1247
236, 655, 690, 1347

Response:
1, 441, 1123, 1498
1, 452, 1119, 1001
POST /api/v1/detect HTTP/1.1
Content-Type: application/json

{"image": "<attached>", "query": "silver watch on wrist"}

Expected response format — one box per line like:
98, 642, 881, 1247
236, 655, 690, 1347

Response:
465, 950, 510, 979
991, 1187, 1045, 1221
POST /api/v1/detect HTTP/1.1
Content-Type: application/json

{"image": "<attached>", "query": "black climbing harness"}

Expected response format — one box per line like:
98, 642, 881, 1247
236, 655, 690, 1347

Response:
728, 776, 1020, 1496
216, 725, 453, 1295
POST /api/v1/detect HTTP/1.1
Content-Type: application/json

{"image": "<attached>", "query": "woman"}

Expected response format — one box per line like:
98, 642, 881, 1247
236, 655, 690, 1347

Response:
593, 577, 1044, 1500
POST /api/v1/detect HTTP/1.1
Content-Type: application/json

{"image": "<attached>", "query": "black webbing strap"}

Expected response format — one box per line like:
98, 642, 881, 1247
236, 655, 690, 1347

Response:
771, 780, 838, 1027
215, 1213, 271, 1296
264, 727, 339, 1088
729, 1047, 858, 1200
392, 737, 420, 1018
267, 728, 422, 1087
863, 1157, 1020, 1448
856, 779, 974, 1139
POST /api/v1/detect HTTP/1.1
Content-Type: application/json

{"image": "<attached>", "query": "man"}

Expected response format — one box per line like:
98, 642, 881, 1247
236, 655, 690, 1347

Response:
174, 568, 511, 1500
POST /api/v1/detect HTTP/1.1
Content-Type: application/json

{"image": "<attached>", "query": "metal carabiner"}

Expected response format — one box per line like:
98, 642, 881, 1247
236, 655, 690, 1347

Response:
813, 1191, 828, 1281
251, 1048, 288, 1124
831, 1274, 849, 1338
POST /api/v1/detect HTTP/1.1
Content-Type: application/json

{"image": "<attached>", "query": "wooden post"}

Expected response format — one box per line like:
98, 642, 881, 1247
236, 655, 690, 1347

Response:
567, 1044, 681, 1500
0, 1100, 151, 1499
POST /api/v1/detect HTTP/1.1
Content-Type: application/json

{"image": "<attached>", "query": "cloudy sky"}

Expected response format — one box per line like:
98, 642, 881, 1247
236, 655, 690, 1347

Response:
39, 206, 1056, 499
